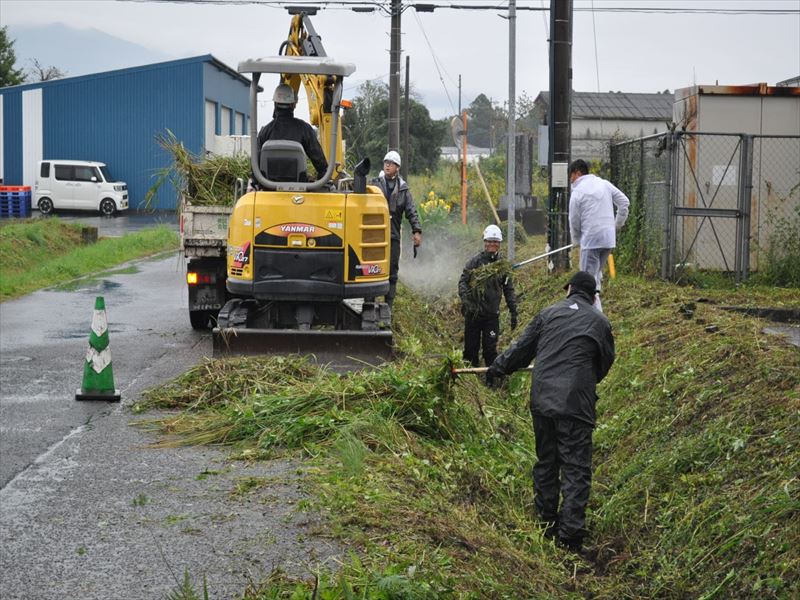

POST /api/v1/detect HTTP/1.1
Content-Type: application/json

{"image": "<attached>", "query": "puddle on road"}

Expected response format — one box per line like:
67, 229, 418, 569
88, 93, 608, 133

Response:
57, 326, 128, 340
52, 267, 140, 293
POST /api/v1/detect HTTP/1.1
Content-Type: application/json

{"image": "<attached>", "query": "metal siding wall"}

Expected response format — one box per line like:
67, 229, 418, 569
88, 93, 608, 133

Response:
43, 63, 205, 210
22, 89, 43, 188
202, 63, 250, 118
0, 95, 4, 182
0, 91, 23, 185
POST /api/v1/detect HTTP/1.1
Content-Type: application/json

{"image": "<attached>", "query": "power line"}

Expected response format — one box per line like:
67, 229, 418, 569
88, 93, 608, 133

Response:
412, 10, 458, 114
116, 0, 800, 13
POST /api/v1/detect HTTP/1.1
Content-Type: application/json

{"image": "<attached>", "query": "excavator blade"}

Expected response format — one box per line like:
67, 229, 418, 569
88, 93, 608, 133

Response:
212, 327, 394, 369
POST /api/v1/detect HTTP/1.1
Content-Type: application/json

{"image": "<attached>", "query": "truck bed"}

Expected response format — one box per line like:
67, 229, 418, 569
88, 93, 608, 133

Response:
181, 201, 233, 258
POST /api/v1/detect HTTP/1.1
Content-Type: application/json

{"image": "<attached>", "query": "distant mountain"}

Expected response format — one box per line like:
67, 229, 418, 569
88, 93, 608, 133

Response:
8, 23, 174, 79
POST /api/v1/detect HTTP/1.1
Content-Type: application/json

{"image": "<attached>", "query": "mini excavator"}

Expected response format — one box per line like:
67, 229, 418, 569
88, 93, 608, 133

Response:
213, 14, 393, 366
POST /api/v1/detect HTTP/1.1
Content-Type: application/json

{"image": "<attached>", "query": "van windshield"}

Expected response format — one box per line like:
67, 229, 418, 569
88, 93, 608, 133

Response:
99, 166, 114, 182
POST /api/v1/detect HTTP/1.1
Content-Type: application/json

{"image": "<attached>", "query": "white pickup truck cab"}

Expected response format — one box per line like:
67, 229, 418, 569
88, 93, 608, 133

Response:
35, 160, 129, 216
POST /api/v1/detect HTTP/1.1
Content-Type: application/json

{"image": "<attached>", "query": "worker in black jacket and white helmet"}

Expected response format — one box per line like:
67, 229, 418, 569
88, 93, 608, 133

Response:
458, 224, 518, 370
373, 150, 422, 307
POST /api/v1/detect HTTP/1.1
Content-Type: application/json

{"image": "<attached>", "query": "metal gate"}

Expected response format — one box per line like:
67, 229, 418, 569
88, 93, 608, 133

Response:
610, 132, 800, 282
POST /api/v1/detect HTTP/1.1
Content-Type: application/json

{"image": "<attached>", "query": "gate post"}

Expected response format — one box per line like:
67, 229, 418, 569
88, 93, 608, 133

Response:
737, 134, 754, 282
663, 132, 676, 280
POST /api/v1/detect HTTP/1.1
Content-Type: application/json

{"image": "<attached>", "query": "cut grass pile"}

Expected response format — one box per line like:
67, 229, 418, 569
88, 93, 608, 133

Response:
0, 218, 178, 300
136, 251, 799, 598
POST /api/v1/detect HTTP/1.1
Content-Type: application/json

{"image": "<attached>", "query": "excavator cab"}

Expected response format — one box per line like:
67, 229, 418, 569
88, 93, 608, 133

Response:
212, 50, 393, 368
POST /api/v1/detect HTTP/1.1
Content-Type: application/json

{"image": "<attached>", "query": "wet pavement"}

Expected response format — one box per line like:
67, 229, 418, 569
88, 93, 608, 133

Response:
0, 252, 340, 599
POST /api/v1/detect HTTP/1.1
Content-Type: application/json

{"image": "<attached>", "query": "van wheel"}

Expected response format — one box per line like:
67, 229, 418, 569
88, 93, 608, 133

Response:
38, 197, 54, 215
99, 198, 116, 216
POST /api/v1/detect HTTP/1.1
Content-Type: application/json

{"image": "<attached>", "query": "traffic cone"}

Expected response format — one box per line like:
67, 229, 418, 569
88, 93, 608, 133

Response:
75, 296, 121, 401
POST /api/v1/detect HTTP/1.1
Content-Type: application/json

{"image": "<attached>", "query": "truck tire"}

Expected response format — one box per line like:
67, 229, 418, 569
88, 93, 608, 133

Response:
189, 310, 211, 330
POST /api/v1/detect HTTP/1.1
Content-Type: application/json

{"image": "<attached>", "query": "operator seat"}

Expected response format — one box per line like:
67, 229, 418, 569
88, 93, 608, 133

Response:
259, 140, 308, 183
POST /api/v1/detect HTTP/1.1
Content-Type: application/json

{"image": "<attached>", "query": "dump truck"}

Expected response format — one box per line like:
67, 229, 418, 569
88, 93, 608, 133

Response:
211, 14, 393, 366
180, 197, 234, 329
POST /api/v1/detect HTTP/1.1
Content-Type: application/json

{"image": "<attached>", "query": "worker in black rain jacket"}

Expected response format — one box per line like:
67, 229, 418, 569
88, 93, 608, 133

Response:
458, 224, 518, 370
486, 271, 615, 553
251, 83, 328, 186
373, 150, 422, 307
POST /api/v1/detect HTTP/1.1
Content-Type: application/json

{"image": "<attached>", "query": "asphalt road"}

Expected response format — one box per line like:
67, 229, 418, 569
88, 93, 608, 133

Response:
0, 251, 339, 599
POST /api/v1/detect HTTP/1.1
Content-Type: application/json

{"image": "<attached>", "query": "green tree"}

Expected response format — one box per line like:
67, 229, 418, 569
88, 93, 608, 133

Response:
466, 93, 507, 150
0, 26, 26, 88
343, 81, 447, 175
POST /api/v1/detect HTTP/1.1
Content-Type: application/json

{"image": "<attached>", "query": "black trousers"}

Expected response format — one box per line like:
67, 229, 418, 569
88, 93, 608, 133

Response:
463, 314, 499, 367
532, 415, 593, 544
386, 237, 401, 304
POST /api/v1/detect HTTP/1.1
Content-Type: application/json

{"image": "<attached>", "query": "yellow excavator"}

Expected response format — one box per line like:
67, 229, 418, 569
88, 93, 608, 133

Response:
213, 14, 393, 366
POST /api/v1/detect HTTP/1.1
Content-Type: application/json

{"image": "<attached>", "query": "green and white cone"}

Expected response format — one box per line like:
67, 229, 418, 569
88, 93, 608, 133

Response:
76, 296, 121, 401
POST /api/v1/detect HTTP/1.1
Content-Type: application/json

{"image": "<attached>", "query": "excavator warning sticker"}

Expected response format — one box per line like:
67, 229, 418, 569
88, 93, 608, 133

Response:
327, 222, 343, 229
324, 209, 343, 220
264, 223, 333, 238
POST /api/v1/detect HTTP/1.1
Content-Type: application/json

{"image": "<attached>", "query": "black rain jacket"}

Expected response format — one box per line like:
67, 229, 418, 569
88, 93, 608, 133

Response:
458, 251, 518, 320
373, 174, 422, 241
255, 107, 328, 178
490, 290, 615, 426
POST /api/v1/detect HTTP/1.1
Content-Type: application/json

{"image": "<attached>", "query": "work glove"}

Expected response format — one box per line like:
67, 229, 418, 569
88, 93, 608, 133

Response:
510, 313, 518, 330
484, 364, 502, 388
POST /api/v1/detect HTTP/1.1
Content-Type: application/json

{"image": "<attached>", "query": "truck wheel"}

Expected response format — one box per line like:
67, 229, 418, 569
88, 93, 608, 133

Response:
189, 310, 211, 330
99, 198, 117, 216
38, 197, 54, 215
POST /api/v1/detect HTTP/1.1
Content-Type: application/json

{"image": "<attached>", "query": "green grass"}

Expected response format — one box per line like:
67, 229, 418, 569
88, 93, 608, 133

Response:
134, 231, 798, 599
0, 218, 178, 301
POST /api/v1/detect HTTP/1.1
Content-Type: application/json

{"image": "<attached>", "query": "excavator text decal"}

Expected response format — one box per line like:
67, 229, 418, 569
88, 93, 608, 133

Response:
264, 223, 334, 238
232, 241, 250, 268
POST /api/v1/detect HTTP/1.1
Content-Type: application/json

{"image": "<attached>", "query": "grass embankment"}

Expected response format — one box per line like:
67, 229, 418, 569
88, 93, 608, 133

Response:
136, 234, 799, 599
0, 218, 178, 301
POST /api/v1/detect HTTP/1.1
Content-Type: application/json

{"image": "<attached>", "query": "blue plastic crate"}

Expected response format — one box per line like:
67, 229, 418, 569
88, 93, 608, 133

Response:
0, 195, 32, 218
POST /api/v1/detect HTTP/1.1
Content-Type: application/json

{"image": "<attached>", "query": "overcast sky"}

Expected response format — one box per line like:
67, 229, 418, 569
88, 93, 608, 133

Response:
3, 0, 799, 122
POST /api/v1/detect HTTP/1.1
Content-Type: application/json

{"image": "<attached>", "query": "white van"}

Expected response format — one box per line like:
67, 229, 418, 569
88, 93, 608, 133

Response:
35, 160, 129, 216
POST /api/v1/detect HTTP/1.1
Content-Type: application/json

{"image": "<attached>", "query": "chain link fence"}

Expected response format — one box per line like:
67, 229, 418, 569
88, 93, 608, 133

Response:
610, 132, 800, 283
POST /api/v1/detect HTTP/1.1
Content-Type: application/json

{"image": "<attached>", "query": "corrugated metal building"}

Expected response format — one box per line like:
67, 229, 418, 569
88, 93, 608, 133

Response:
534, 90, 675, 161
0, 55, 251, 210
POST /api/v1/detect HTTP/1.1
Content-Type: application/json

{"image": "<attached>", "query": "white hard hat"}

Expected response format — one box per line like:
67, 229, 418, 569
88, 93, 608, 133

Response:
383, 150, 401, 167
273, 84, 296, 105
483, 224, 503, 242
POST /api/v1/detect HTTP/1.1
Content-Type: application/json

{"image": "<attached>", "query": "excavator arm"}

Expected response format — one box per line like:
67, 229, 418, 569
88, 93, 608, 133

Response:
280, 14, 347, 180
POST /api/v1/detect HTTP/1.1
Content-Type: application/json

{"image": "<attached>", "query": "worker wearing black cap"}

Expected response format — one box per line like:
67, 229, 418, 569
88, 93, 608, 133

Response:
485, 271, 616, 553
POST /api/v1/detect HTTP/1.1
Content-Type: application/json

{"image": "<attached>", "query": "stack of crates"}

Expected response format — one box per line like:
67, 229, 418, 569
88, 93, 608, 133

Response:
0, 186, 33, 218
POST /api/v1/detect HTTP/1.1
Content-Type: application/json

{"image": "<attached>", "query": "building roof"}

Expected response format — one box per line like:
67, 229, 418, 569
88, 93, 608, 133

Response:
536, 91, 674, 120
675, 83, 800, 100
0, 55, 251, 93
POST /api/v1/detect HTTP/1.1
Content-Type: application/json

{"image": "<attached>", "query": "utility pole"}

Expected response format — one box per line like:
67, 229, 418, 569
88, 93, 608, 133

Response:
389, 0, 402, 150
506, 0, 517, 261
458, 74, 462, 115
547, 0, 573, 270
403, 55, 411, 179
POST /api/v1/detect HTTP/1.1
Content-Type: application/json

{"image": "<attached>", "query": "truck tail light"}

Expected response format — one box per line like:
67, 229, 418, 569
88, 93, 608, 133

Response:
187, 272, 214, 285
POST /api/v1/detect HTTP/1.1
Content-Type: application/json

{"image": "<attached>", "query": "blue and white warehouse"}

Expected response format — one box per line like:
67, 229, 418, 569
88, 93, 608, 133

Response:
0, 55, 252, 210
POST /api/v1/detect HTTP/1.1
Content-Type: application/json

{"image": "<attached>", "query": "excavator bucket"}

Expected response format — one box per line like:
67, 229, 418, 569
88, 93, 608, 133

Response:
212, 327, 394, 369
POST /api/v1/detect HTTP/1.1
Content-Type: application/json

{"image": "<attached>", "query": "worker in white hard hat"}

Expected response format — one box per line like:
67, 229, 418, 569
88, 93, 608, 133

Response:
250, 82, 328, 187
373, 150, 422, 308
458, 224, 518, 377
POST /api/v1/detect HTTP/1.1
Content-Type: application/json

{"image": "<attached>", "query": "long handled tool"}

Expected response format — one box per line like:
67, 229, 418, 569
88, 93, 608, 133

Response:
450, 365, 533, 378
512, 244, 573, 270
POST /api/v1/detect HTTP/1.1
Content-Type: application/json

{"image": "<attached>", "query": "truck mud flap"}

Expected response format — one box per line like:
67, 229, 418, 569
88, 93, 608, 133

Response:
212, 327, 394, 368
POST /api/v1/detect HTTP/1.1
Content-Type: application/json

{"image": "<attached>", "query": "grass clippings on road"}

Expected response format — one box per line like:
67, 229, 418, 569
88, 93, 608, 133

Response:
136, 233, 799, 599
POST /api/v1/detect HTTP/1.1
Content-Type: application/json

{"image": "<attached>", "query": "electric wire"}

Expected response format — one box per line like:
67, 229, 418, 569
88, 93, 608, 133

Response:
412, 10, 457, 114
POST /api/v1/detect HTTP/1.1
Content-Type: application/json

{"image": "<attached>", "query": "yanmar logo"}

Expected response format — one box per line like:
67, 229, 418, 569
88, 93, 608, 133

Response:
281, 223, 316, 234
